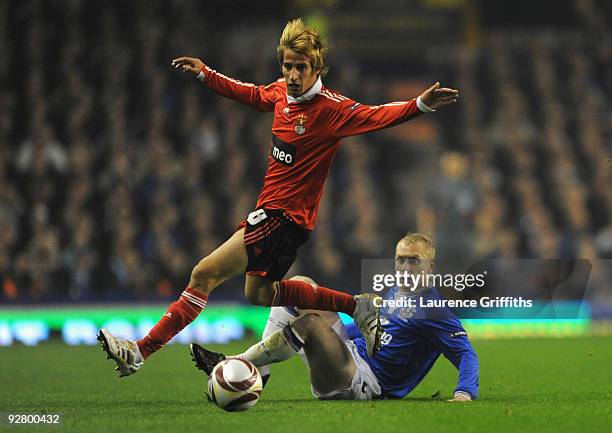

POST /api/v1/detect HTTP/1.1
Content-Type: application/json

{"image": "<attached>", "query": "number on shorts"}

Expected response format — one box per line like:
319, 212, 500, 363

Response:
361, 381, 368, 394
247, 209, 268, 226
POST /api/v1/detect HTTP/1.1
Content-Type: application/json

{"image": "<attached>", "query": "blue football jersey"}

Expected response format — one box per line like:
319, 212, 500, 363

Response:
349, 286, 479, 399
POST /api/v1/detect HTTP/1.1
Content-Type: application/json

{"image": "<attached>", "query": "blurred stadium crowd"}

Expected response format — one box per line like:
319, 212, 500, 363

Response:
0, 0, 610, 303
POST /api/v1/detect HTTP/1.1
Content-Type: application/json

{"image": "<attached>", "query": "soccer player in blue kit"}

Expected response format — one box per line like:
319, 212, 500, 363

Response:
191, 232, 479, 401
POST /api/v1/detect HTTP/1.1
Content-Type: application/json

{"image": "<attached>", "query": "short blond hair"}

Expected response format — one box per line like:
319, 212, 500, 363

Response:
277, 18, 328, 76
397, 232, 436, 260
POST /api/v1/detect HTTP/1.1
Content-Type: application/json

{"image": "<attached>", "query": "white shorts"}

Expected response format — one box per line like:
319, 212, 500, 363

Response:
311, 340, 382, 401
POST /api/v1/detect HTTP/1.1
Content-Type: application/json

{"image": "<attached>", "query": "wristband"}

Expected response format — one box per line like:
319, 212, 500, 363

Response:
197, 68, 206, 82
417, 96, 435, 113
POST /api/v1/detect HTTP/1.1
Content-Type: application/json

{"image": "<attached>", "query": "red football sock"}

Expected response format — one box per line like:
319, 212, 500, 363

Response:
137, 287, 208, 359
270, 279, 356, 315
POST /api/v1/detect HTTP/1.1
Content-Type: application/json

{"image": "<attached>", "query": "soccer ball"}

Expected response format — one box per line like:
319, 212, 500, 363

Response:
208, 358, 263, 412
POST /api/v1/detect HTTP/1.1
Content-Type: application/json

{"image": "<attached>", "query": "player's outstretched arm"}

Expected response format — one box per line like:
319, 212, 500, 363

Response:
329, 82, 459, 139
171, 56, 279, 112
421, 320, 479, 401
417, 82, 459, 111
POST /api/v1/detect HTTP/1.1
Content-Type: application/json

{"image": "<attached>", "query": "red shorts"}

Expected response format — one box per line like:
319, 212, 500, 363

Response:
238, 209, 310, 281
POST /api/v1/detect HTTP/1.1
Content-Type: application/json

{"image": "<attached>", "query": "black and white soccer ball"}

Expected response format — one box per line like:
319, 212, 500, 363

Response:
208, 358, 263, 412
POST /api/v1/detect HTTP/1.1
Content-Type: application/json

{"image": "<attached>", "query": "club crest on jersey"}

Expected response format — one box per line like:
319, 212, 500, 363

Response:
398, 306, 416, 321
295, 113, 307, 135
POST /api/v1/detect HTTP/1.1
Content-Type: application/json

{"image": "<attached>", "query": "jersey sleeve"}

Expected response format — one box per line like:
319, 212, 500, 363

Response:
328, 95, 423, 139
198, 65, 282, 113
420, 319, 479, 399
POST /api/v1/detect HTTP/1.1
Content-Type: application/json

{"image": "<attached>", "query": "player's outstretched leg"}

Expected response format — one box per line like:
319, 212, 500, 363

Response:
255, 275, 349, 380
245, 275, 382, 355
99, 229, 247, 377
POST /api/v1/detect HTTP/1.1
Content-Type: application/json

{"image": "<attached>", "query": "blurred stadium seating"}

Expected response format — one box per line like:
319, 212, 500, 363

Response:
0, 0, 610, 307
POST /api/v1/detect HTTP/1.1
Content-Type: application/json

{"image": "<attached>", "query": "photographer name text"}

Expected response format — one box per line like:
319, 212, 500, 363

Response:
374, 296, 533, 309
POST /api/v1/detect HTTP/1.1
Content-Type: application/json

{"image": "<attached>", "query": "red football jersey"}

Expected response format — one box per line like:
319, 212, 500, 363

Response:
199, 65, 423, 230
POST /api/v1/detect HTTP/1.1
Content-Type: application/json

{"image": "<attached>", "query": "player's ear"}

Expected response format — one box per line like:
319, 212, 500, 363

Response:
278, 51, 286, 71
309, 58, 320, 75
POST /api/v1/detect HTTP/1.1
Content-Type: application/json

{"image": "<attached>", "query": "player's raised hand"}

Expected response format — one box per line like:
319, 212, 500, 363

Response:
171, 57, 204, 75
418, 82, 459, 111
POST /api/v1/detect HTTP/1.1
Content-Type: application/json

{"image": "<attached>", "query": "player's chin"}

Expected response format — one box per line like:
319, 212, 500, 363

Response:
287, 86, 301, 97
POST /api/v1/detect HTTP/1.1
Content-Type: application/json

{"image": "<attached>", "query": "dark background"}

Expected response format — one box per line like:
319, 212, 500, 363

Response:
0, 0, 610, 304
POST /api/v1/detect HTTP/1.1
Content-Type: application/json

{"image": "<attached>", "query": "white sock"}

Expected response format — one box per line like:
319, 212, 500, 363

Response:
258, 307, 304, 377
239, 308, 346, 376
262, 307, 299, 338
239, 325, 305, 368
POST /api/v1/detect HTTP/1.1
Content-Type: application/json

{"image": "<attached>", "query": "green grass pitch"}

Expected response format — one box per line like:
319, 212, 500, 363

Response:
1, 336, 611, 433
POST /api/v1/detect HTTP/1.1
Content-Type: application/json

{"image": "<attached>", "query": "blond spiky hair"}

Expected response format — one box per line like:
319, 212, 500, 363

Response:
276, 18, 328, 76
397, 232, 436, 260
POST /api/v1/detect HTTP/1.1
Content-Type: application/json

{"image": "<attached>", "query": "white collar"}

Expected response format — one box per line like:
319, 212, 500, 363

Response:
286, 76, 322, 104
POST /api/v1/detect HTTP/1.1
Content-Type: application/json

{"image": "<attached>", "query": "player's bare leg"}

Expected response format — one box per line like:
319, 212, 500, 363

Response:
291, 313, 356, 395
188, 228, 248, 295
136, 228, 247, 355
98, 229, 248, 376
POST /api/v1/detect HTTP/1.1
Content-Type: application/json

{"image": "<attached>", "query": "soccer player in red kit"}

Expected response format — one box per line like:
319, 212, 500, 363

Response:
98, 18, 459, 377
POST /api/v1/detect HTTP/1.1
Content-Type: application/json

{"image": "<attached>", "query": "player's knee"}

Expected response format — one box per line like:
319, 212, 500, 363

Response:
189, 260, 218, 294
292, 312, 325, 337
